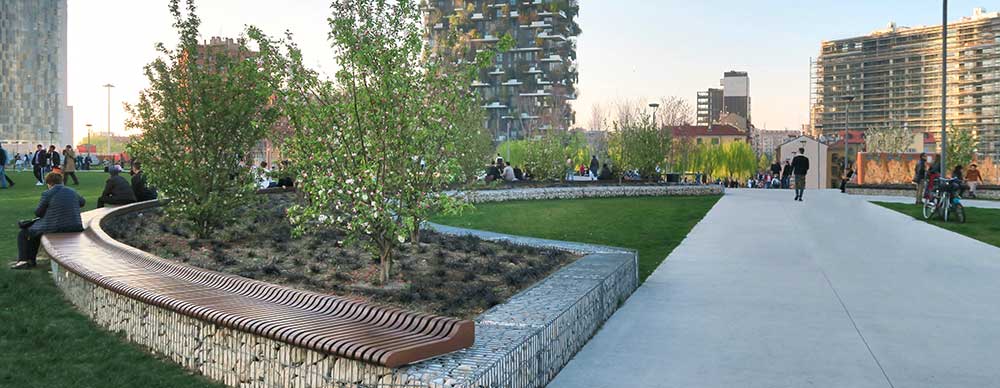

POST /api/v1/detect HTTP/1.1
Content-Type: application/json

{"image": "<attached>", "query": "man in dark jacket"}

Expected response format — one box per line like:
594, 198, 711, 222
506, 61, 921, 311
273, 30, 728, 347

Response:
791, 148, 810, 202
47, 145, 61, 173
913, 153, 927, 205
31, 144, 47, 185
781, 160, 793, 189
770, 161, 781, 177
11, 173, 85, 269
130, 161, 157, 202
589, 156, 600, 179
97, 165, 137, 208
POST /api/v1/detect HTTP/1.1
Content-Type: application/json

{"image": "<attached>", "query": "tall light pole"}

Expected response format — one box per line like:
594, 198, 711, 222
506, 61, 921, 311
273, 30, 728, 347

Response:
86, 123, 93, 155
939, 0, 948, 174
842, 96, 855, 184
103, 83, 115, 155
649, 102, 660, 128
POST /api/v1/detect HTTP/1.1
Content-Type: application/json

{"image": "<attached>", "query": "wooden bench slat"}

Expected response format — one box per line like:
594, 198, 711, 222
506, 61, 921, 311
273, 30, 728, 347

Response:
42, 201, 474, 368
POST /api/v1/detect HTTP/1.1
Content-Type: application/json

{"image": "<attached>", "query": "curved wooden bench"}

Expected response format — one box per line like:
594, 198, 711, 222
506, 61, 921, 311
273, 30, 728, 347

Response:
42, 201, 474, 368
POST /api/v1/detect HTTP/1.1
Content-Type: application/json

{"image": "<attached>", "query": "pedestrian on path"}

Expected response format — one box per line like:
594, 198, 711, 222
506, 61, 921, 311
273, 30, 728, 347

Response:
792, 148, 809, 202
840, 165, 854, 193
913, 153, 927, 205
966, 164, 983, 198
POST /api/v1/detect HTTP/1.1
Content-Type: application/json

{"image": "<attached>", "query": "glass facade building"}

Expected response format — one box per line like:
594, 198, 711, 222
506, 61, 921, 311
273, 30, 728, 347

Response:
0, 0, 72, 153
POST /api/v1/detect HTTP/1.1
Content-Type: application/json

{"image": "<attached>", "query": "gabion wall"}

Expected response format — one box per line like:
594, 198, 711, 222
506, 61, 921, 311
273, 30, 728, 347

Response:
47, 220, 640, 388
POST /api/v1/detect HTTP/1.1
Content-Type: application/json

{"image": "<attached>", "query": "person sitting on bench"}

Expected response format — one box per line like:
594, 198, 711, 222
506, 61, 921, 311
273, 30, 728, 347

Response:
11, 173, 85, 270
97, 165, 137, 208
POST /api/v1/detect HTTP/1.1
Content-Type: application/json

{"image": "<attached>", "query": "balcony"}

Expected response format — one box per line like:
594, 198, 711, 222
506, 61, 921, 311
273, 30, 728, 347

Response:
541, 54, 564, 63
471, 13, 484, 21
472, 80, 491, 88
520, 89, 552, 97
502, 79, 524, 86
483, 101, 509, 109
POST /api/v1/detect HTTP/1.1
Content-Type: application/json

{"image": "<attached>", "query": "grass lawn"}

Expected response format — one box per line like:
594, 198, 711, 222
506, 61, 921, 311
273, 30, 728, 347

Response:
874, 201, 1000, 248
0, 170, 218, 388
431, 195, 722, 282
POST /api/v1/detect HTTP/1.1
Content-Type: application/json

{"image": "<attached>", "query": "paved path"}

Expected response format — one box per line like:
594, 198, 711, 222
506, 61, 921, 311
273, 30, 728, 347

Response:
548, 189, 1000, 388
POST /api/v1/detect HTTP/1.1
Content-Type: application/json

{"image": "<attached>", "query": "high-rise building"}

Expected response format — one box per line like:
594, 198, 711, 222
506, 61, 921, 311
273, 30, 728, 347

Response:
0, 0, 72, 152
695, 72, 751, 128
811, 8, 1000, 158
722, 71, 751, 129
423, 0, 580, 141
696, 88, 724, 126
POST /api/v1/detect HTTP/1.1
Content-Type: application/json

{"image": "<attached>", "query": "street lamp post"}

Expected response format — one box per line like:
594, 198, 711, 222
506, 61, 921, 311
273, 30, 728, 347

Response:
86, 123, 93, 154
940, 0, 948, 175
843, 96, 855, 186
103, 83, 115, 155
649, 102, 660, 128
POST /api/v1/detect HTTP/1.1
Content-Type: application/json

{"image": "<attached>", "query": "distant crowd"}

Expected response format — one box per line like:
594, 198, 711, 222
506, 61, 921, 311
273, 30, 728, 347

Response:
3, 141, 296, 271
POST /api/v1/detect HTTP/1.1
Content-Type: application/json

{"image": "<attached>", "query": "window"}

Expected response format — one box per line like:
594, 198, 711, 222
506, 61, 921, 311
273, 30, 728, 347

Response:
696, 138, 703, 145
711, 138, 720, 145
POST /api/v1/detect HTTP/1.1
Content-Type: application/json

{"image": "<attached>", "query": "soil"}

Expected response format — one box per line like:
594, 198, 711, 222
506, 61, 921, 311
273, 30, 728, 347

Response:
105, 193, 579, 319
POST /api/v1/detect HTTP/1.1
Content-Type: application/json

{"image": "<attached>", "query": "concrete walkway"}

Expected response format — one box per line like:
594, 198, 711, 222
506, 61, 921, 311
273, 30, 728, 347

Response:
548, 189, 1000, 388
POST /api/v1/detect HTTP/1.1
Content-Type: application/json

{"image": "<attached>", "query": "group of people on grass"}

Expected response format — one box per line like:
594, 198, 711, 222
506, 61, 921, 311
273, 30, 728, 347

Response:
484, 155, 615, 184
9, 156, 157, 270
913, 152, 985, 205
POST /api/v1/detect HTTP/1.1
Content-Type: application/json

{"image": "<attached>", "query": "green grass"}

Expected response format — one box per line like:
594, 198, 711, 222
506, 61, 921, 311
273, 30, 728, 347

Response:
432, 195, 722, 282
0, 171, 218, 388
874, 201, 1000, 248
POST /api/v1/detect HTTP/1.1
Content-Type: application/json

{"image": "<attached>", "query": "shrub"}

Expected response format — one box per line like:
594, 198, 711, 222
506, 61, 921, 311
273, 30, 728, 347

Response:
126, 0, 284, 238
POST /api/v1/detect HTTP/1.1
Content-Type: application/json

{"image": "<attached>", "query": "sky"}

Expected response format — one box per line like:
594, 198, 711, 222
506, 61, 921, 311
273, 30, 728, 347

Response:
67, 0, 992, 143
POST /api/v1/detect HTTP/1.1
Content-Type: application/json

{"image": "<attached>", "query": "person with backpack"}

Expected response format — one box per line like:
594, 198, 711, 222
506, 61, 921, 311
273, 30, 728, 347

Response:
791, 148, 810, 202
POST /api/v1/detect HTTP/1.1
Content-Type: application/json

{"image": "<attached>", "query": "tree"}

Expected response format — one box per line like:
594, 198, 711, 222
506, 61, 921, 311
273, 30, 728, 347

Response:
653, 96, 694, 126
273, 0, 499, 284
125, 0, 282, 238
588, 102, 607, 131
607, 101, 671, 179
866, 124, 913, 153
946, 124, 978, 169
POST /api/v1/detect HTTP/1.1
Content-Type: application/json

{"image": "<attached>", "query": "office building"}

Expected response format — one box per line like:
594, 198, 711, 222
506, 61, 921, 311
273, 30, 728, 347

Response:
423, 0, 580, 141
696, 72, 751, 128
696, 88, 724, 126
811, 8, 1000, 159
0, 0, 72, 152
722, 71, 751, 128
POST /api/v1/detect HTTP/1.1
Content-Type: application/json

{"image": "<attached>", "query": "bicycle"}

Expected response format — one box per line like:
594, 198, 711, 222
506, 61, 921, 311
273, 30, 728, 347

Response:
922, 177, 966, 223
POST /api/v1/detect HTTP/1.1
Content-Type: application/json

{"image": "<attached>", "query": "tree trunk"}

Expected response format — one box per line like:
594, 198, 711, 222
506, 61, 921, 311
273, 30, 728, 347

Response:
410, 216, 422, 243
379, 245, 393, 285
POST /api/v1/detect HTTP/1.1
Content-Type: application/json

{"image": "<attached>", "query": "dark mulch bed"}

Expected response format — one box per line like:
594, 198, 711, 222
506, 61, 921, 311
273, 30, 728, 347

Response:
105, 194, 578, 319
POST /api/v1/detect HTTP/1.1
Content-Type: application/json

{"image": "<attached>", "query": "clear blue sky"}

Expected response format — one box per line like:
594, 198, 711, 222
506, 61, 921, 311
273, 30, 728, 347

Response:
68, 0, 991, 141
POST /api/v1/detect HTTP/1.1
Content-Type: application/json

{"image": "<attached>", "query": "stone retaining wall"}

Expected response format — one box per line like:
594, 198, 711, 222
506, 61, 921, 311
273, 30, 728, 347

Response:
452, 184, 723, 204
47, 214, 639, 387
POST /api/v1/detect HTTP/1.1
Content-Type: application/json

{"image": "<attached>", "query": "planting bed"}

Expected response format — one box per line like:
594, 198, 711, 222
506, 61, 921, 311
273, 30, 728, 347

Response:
106, 193, 578, 320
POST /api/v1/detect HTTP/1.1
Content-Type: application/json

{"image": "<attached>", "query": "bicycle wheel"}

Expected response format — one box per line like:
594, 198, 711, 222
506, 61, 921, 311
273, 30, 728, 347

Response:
942, 194, 950, 221
953, 203, 966, 224
922, 198, 936, 219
